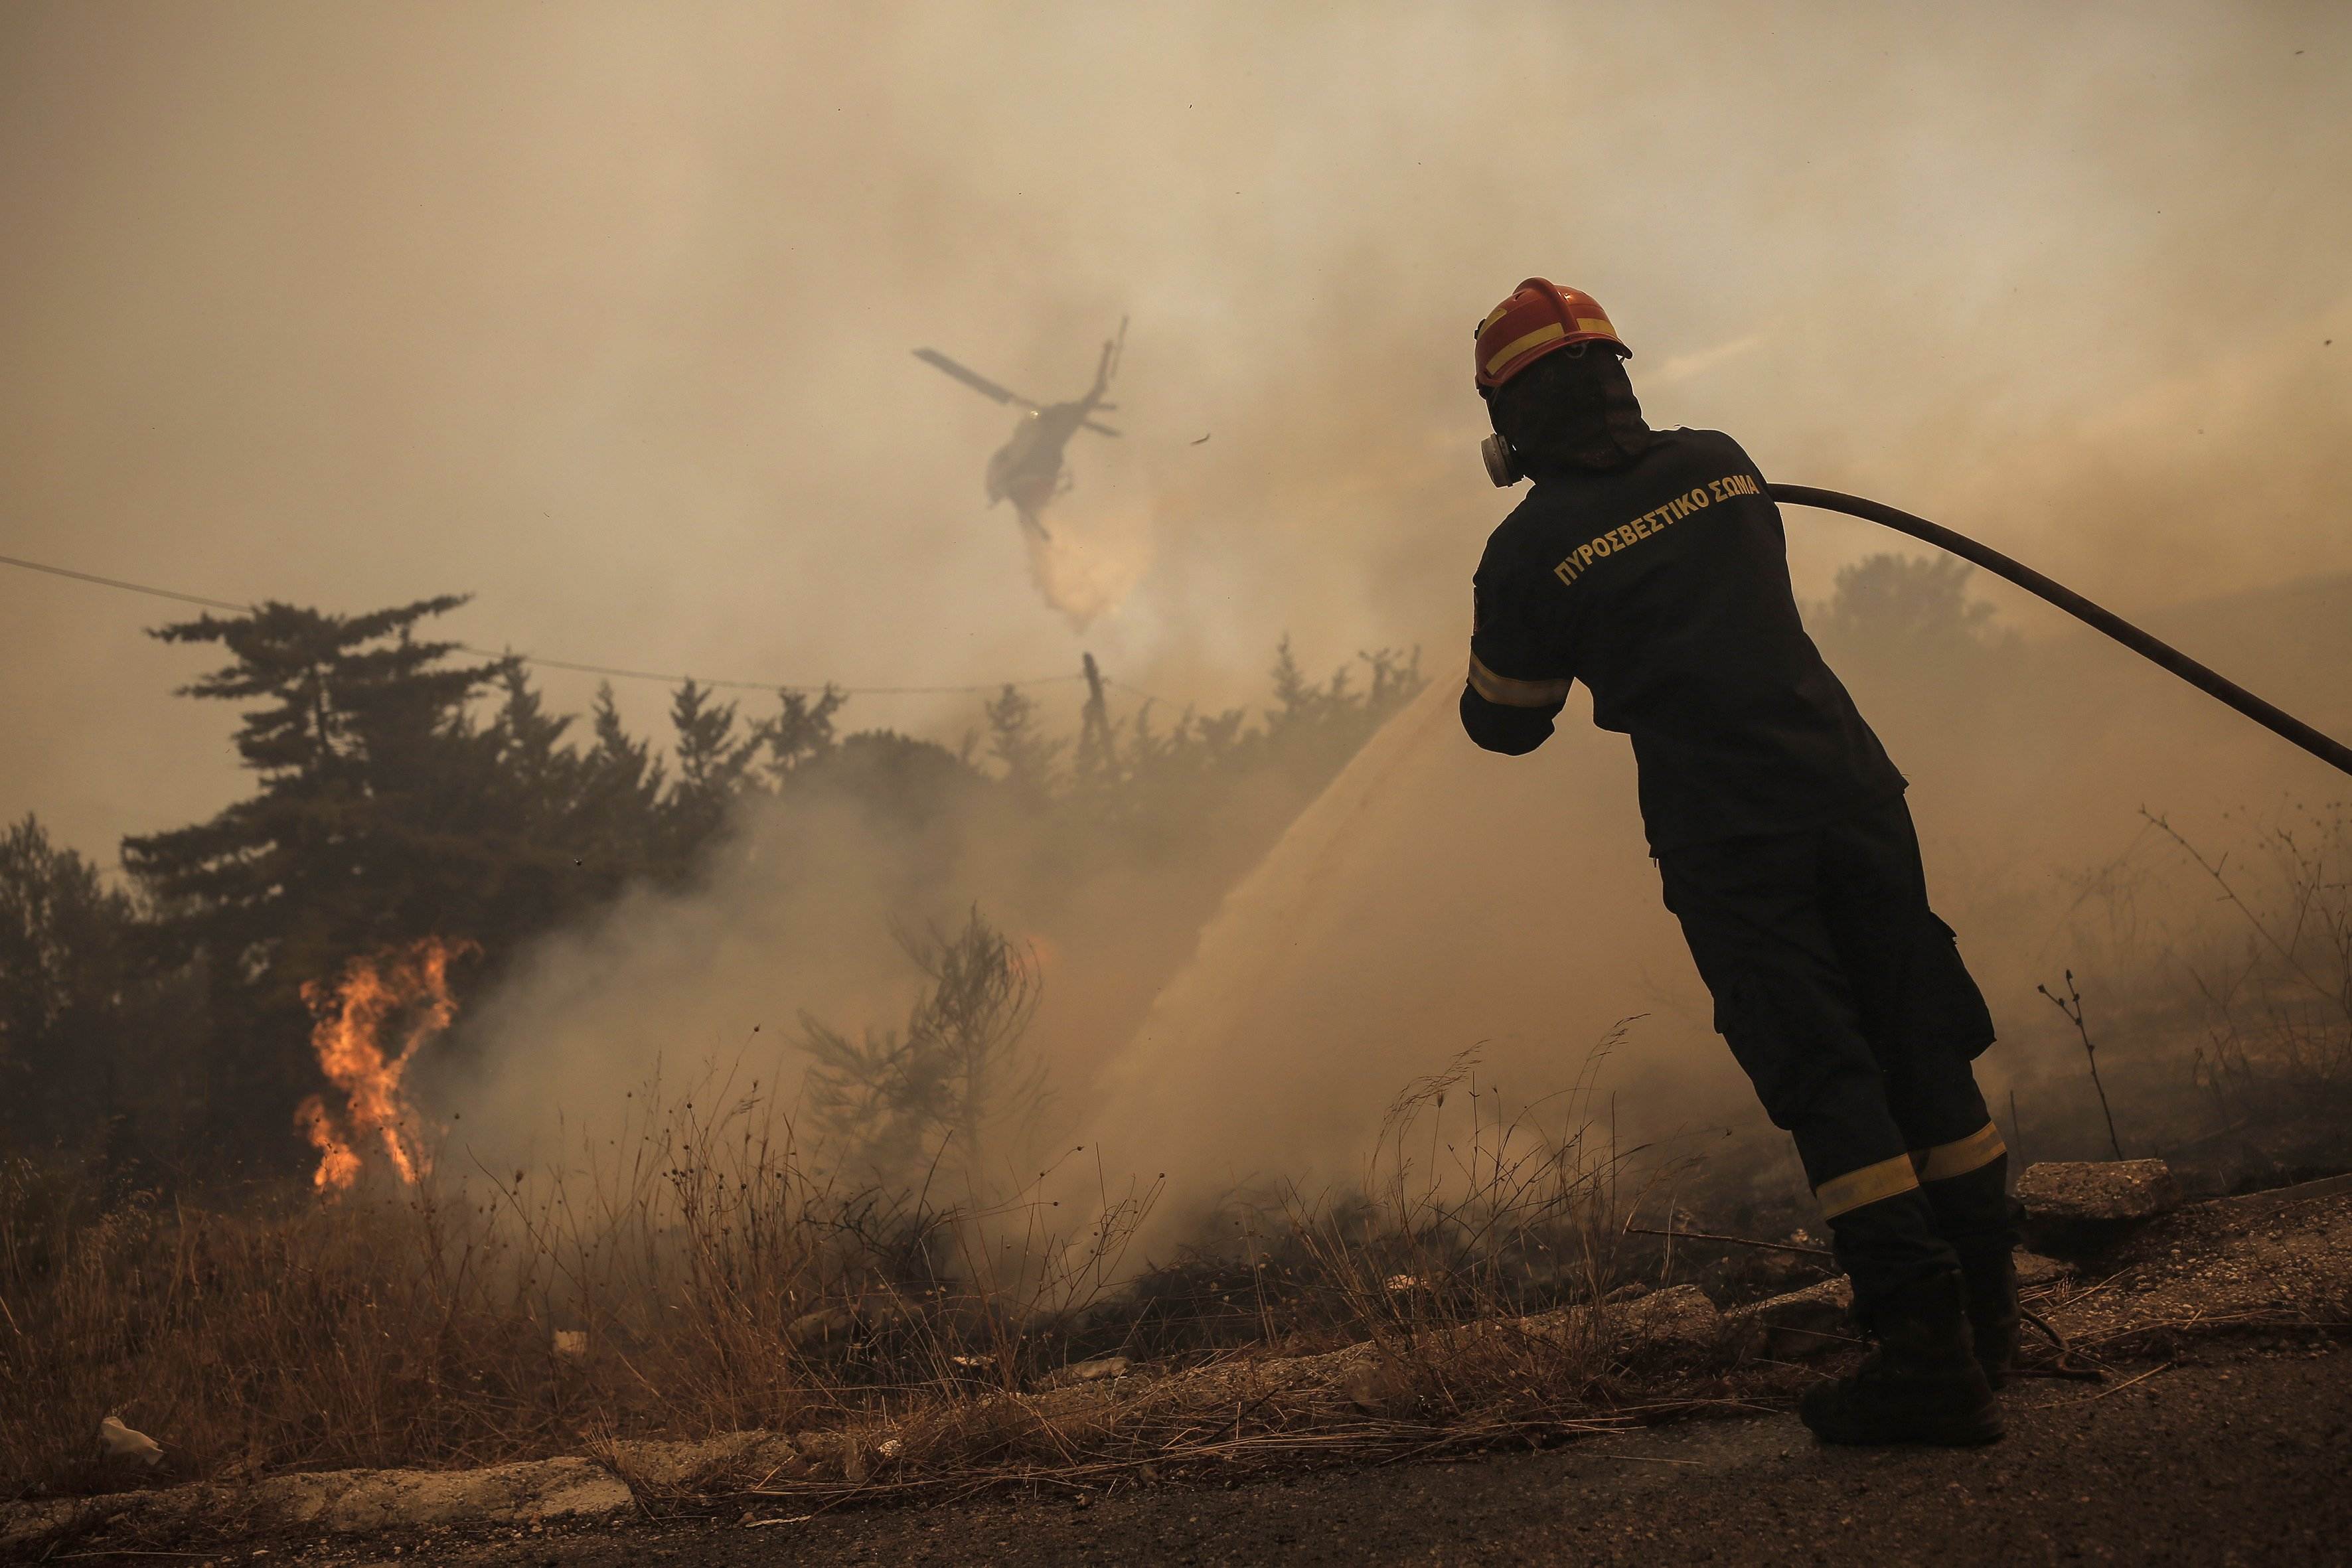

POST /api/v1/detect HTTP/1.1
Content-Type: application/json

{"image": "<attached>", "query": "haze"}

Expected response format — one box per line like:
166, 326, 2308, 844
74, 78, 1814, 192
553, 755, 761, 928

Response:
5, 2, 2347, 861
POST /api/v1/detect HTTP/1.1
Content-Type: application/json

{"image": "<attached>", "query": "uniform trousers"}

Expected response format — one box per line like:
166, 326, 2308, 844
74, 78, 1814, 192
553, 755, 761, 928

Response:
1656, 793, 2013, 1315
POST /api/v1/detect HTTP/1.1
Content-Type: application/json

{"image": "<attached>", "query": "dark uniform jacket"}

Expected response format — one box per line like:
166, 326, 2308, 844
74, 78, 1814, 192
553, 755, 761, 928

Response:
1462, 428, 1905, 854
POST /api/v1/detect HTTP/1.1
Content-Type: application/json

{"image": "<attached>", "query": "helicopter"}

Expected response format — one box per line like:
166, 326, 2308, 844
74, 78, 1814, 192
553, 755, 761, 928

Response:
913, 319, 1127, 540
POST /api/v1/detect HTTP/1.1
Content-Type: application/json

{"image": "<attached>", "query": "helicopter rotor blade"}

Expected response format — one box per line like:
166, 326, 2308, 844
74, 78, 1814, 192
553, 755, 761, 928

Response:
912, 349, 1038, 412
1080, 420, 1123, 438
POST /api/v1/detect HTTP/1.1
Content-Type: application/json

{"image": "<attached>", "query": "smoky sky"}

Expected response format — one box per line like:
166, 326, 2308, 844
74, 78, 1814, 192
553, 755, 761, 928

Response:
4, 1, 2349, 861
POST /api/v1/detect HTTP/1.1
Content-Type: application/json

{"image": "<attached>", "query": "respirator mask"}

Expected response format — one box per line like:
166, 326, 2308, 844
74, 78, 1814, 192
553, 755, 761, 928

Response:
1476, 380, 1524, 487
1480, 432, 1523, 488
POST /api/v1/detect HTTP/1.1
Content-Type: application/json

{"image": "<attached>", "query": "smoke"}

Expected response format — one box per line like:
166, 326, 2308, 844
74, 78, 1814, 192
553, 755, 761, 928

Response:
5, 5, 2350, 1225
8, 3, 2349, 855
1067, 582, 2352, 1241
442, 734, 1300, 1189
443, 540, 2352, 1243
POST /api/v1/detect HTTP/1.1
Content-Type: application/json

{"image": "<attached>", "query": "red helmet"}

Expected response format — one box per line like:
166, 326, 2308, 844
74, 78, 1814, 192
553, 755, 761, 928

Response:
1474, 279, 1629, 390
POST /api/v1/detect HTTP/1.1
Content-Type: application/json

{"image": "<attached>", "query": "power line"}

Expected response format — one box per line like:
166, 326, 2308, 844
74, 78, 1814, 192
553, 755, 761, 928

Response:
1107, 677, 1178, 708
0, 548, 1096, 698
0, 552, 250, 614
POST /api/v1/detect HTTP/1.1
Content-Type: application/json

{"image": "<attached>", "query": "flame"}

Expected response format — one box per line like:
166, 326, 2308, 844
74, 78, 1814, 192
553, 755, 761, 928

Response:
295, 937, 473, 1193
293, 1095, 362, 1191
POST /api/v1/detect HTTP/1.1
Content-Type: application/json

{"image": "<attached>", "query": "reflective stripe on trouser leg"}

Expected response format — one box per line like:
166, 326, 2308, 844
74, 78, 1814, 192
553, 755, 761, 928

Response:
1814, 1152, 1923, 1219
1911, 1121, 2005, 1183
1917, 1123, 2015, 1253
1814, 1155, 1950, 1319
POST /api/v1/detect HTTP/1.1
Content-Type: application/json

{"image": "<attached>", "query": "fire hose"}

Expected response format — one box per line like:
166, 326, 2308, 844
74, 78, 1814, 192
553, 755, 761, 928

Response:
1770, 485, 2352, 781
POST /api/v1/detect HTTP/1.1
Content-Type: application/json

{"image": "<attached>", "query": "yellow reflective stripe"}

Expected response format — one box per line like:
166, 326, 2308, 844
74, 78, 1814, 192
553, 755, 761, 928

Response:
1571, 315, 1614, 337
1478, 301, 1514, 337
1815, 1154, 1922, 1219
1913, 1121, 2006, 1183
1467, 651, 1571, 708
1483, 321, 1565, 376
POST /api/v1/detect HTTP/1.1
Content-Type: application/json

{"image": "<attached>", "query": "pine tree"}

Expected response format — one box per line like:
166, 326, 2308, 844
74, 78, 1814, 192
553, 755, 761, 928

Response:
753, 686, 847, 786
0, 817, 135, 1144
1, 816, 208, 1167
120, 597, 508, 1147
576, 682, 668, 876
982, 684, 1065, 797
800, 910, 1042, 1185
661, 680, 761, 864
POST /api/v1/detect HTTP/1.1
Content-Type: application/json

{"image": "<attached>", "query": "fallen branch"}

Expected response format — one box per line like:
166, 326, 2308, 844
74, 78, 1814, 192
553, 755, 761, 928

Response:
1622, 1223, 1831, 1260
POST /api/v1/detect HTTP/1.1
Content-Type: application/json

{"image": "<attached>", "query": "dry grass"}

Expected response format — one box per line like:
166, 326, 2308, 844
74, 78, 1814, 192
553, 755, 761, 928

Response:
2015, 803, 2352, 1176
2149, 807, 2352, 1111
1, 1038, 1668, 1505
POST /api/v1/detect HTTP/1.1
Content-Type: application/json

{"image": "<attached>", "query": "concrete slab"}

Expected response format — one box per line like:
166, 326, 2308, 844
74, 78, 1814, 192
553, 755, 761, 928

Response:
2015, 1159, 2181, 1224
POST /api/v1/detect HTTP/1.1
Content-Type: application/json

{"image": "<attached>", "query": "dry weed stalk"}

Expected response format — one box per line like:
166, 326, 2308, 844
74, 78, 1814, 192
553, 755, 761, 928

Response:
2, 1034, 1669, 1503
2147, 809, 2352, 1101
1249, 1029, 1654, 1420
2038, 970, 2127, 1160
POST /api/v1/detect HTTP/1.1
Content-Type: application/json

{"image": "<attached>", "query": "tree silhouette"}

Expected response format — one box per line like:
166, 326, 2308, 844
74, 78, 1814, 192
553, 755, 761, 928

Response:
15, 595, 1427, 1174
800, 909, 1044, 1186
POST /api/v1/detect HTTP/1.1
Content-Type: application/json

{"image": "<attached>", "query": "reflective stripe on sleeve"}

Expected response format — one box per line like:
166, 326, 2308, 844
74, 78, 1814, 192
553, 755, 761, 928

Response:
1912, 1121, 2006, 1183
1815, 1154, 1922, 1219
1467, 651, 1572, 708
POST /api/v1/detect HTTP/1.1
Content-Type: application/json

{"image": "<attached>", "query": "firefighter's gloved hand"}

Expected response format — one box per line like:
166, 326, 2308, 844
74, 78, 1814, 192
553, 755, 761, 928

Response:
1460, 681, 1559, 755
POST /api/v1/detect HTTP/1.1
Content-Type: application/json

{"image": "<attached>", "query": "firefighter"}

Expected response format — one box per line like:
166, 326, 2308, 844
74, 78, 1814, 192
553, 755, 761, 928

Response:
1459, 279, 2018, 1446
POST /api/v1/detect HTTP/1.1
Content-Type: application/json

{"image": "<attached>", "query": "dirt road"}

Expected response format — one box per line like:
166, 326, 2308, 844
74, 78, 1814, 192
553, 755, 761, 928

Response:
325, 1341, 2347, 1568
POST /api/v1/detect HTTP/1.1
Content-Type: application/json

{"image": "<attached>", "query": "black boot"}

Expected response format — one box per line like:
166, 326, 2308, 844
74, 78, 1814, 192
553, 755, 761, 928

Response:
1924, 1157, 2021, 1390
1799, 1271, 2003, 1447
1954, 1242, 2019, 1389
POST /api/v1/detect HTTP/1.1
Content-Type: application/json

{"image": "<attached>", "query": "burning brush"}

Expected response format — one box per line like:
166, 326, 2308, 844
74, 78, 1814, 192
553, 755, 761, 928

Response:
294, 937, 473, 1194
